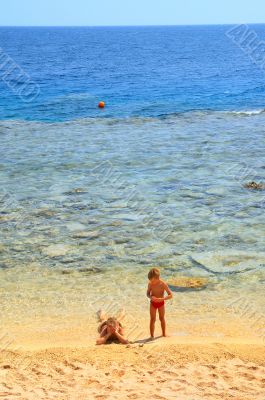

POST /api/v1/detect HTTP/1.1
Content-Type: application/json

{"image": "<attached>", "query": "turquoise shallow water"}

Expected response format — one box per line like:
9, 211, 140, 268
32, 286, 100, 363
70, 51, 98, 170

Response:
0, 111, 265, 345
1, 25, 265, 346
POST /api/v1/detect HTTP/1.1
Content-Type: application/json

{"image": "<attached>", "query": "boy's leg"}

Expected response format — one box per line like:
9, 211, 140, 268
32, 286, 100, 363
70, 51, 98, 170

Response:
97, 309, 108, 322
158, 306, 166, 337
116, 308, 126, 321
150, 303, 157, 338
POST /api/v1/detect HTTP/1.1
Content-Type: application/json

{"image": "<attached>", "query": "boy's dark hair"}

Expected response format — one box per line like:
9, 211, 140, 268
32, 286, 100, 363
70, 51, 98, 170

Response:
148, 268, 160, 280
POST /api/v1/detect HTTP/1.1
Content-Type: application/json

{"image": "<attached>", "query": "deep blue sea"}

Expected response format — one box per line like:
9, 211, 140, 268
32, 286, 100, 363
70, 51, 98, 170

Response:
0, 25, 265, 121
0, 26, 265, 346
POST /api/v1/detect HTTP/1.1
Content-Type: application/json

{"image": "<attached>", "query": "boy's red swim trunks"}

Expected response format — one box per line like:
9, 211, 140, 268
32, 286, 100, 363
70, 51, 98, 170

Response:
151, 301, 165, 309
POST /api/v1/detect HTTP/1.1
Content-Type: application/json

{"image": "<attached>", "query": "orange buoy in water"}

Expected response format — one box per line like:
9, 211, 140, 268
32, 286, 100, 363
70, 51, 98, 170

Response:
98, 101, 105, 109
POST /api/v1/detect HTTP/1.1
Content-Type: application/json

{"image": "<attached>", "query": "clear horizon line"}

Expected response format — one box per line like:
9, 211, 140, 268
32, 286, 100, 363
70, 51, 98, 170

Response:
0, 22, 264, 28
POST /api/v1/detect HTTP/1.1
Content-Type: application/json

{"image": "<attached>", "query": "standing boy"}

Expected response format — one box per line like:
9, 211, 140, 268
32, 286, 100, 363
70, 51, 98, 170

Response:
147, 268, 173, 338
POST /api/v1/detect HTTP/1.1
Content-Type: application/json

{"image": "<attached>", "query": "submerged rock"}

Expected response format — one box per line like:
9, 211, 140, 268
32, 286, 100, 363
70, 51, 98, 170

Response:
61, 269, 73, 275
77, 267, 102, 274
68, 203, 88, 211
66, 222, 87, 232
244, 181, 265, 190
42, 244, 76, 258
61, 257, 85, 264
114, 238, 130, 244
108, 220, 123, 227
10, 245, 25, 253
0, 263, 10, 269
34, 209, 56, 218
168, 276, 208, 291
190, 250, 265, 275
72, 231, 100, 240
64, 188, 88, 196
0, 215, 14, 223
61, 266, 102, 275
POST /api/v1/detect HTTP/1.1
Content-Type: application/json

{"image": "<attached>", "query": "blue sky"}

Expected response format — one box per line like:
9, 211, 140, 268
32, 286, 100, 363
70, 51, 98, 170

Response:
1, 0, 265, 26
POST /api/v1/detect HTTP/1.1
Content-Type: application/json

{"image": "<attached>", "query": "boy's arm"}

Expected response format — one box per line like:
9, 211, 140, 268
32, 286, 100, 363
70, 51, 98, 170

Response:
114, 329, 129, 345
146, 283, 152, 299
99, 325, 108, 337
96, 331, 112, 345
163, 283, 173, 301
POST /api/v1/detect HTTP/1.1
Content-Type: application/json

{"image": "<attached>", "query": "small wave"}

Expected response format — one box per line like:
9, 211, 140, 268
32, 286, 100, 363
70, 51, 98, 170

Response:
226, 109, 265, 116
1, 108, 265, 128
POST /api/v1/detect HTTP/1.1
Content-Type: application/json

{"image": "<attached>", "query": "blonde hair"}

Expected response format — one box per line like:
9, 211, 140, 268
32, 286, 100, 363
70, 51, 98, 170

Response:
98, 317, 122, 333
148, 268, 160, 280
106, 317, 118, 327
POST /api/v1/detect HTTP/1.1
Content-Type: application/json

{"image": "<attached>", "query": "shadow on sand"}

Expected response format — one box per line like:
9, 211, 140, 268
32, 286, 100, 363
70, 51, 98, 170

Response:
132, 336, 163, 344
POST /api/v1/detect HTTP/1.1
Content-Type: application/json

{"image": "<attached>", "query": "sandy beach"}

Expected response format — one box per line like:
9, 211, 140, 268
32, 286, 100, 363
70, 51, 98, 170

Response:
1, 337, 265, 400
1, 20, 265, 400
1, 263, 265, 399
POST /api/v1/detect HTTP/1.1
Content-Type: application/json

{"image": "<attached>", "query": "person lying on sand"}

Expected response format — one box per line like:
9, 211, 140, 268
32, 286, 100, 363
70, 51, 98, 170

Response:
96, 309, 129, 345
147, 267, 173, 338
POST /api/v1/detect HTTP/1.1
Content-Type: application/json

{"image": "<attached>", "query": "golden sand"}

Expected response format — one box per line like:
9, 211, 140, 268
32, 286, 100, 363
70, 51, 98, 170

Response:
1, 337, 265, 400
